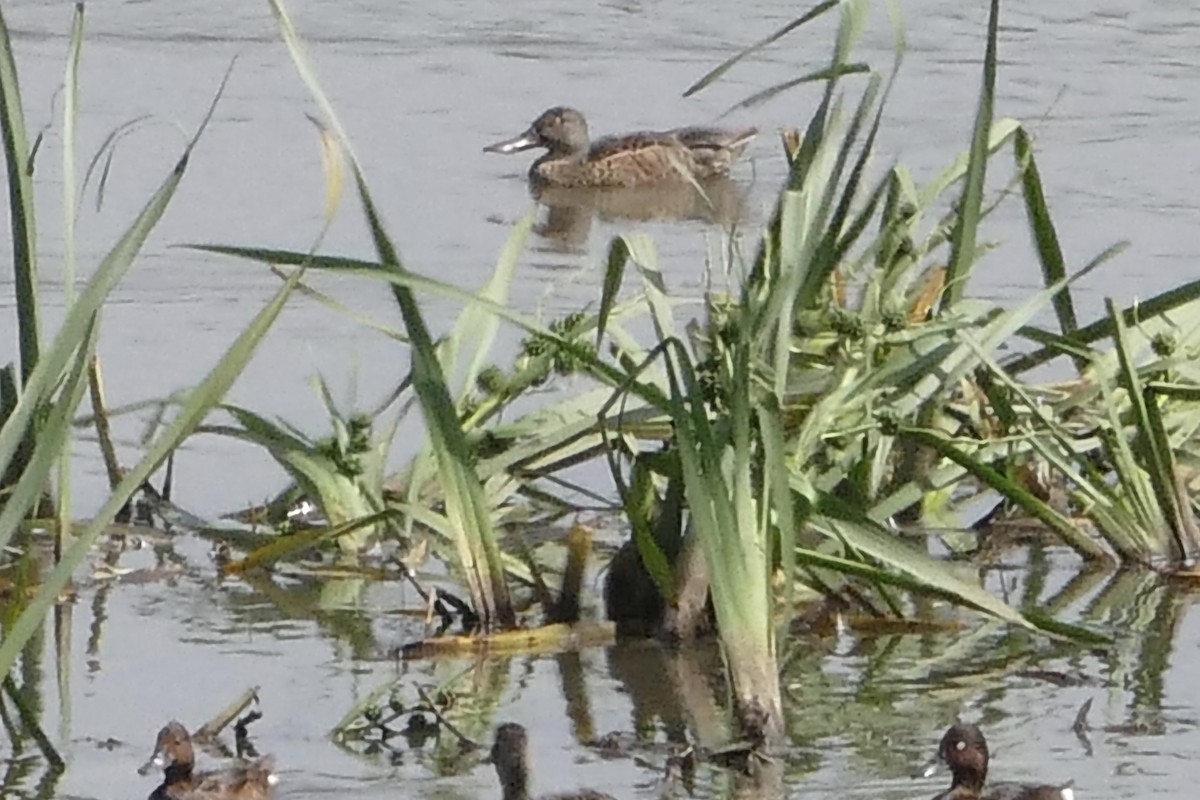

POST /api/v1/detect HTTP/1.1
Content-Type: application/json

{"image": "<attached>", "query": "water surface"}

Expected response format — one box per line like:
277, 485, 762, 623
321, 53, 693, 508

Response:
3, 2, 1200, 798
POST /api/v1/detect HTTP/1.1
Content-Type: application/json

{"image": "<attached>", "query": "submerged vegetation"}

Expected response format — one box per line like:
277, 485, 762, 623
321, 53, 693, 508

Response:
6, 0, 1200, 790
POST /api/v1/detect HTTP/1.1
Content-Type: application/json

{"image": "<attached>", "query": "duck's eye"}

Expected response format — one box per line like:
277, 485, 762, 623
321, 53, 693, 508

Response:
955, 740, 966, 751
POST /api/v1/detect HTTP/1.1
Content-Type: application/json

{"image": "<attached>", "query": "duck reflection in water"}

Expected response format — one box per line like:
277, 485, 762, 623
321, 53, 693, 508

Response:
487, 722, 618, 800
484, 107, 756, 249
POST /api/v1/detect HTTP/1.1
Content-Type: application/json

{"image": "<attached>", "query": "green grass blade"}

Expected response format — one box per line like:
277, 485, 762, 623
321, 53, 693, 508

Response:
622, 235, 673, 341
1003, 253, 1200, 376
597, 236, 632, 349
0, 319, 96, 549
63, 3, 83, 304
720, 63, 868, 116
806, 73, 881, 300
830, 5, 904, 264
0, 2, 41, 383
224, 510, 397, 571
192, 246, 550, 343
265, 0, 515, 627
1109, 298, 1193, 561
809, 492, 1039, 627
897, 425, 1108, 560
942, 0, 998, 308
56, 2, 86, 553
883, 262, 1106, 418
760, 399, 796, 620
1015, 128, 1077, 337
683, 0, 839, 97
221, 405, 378, 538
360, 143, 515, 630
443, 213, 533, 402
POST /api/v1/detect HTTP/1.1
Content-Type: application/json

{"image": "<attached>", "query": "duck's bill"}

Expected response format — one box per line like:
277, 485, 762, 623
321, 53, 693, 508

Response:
911, 753, 942, 780
483, 129, 540, 154
137, 750, 167, 776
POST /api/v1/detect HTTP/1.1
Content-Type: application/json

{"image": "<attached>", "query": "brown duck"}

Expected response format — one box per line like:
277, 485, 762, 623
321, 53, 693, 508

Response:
138, 721, 277, 800
919, 722, 1075, 800
484, 107, 756, 189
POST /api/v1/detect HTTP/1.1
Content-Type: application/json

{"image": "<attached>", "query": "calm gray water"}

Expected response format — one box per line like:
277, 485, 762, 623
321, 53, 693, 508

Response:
3, 1, 1200, 798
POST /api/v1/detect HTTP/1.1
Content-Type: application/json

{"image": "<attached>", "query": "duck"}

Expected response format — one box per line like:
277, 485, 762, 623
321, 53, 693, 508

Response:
483, 107, 756, 189
488, 722, 617, 800
919, 722, 1075, 800
138, 720, 277, 800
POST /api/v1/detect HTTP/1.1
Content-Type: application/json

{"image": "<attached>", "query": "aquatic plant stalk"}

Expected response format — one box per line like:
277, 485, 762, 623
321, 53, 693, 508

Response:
0, 2, 42, 499
942, 0, 998, 308
0, 2, 40, 387
56, 2, 85, 564
265, 0, 517, 627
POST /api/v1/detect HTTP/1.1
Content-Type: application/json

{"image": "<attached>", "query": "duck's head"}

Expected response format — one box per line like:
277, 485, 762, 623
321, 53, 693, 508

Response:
484, 107, 590, 157
915, 722, 989, 791
139, 721, 194, 775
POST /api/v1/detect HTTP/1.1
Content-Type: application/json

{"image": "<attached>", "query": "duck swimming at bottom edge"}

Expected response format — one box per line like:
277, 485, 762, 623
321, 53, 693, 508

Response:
919, 722, 1075, 800
138, 720, 278, 800
488, 722, 618, 800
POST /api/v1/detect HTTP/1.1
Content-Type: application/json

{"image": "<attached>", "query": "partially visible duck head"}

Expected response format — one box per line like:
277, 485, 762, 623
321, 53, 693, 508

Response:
917, 722, 1074, 800
139, 721, 194, 776
934, 722, 989, 791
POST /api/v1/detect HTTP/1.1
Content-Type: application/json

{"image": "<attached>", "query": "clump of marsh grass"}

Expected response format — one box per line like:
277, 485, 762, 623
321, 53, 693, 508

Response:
0, 4, 304, 692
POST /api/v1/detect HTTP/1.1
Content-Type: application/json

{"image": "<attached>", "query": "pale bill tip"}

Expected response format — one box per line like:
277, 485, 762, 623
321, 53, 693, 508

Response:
483, 134, 538, 154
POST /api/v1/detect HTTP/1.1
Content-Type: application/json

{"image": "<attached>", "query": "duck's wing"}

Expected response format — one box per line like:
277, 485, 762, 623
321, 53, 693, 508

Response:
673, 126, 758, 157
563, 126, 756, 187
930, 789, 977, 800
541, 790, 620, 800
166, 758, 278, 800
561, 132, 688, 187
585, 130, 748, 186
587, 131, 678, 162
672, 126, 758, 178
984, 780, 1074, 800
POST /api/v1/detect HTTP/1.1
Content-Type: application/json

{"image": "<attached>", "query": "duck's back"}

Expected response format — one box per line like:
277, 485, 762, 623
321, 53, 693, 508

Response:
541, 789, 620, 800
153, 758, 277, 800
556, 126, 752, 188
567, 131, 687, 188
983, 781, 1075, 800
673, 126, 758, 154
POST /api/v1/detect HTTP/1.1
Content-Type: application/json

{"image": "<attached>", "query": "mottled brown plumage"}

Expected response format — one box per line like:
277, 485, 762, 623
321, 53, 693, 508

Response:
138, 721, 277, 800
484, 107, 756, 189
922, 723, 1074, 800
489, 722, 618, 800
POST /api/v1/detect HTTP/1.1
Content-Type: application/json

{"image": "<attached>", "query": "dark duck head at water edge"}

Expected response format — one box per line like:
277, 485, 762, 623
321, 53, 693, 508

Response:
483, 107, 757, 189
488, 722, 618, 800
919, 722, 1075, 800
138, 721, 278, 800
